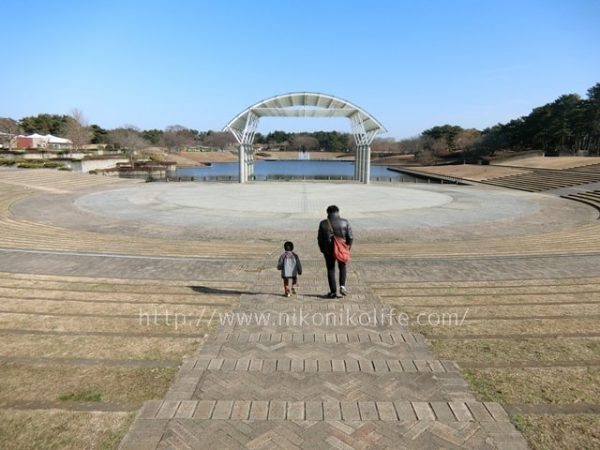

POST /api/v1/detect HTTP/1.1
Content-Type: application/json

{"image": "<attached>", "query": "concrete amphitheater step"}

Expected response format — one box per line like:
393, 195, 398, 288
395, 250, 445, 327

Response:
570, 163, 600, 174
0, 182, 273, 258
480, 167, 600, 192
0, 168, 138, 192
562, 190, 600, 212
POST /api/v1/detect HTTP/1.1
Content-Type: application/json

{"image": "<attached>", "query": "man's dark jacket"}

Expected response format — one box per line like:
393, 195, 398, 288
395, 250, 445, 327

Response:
318, 212, 353, 256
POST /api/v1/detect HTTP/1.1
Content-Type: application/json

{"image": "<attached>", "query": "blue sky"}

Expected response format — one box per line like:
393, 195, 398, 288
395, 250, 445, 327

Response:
2, 0, 599, 138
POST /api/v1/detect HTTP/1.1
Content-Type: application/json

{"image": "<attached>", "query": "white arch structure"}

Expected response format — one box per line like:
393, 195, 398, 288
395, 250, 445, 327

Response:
223, 92, 386, 183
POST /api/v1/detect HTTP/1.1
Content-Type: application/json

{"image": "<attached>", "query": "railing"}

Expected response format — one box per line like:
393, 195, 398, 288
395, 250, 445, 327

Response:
167, 174, 447, 183
386, 167, 467, 185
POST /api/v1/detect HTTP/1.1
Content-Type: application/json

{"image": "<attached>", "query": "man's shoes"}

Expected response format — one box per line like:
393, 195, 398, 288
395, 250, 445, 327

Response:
340, 286, 347, 296
292, 285, 298, 295
284, 291, 291, 297
327, 292, 338, 299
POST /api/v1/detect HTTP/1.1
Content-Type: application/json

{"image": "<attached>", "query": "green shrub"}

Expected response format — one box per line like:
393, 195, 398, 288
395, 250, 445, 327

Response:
42, 161, 64, 168
58, 167, 72, 171
17, 162, 44, 169
0, 158, 16, 166
511, 414, 529, 432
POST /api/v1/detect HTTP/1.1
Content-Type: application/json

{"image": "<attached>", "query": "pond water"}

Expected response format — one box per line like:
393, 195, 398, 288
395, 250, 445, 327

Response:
176, 160, 416, 181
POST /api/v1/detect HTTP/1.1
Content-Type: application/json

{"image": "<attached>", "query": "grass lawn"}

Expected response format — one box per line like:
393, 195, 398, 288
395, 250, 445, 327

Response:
0, 410, 135, 450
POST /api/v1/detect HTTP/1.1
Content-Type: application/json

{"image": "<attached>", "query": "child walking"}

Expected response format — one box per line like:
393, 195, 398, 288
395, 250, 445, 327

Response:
277, 241, 302, 297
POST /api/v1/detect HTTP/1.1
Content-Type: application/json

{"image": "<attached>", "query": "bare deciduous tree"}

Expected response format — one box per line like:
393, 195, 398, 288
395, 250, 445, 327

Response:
431, 137, 450, 158
454, 129, 481, 151
398, 136, 425, 155
290, 134, 319, 151
454, 129, 482, 162
200, 131, 237, 150
371, 138, 402, 154
346, 134, 357, 153
65, 108, 93, 151
160, 125, 197, 153
108, 126, 149, 166
0, 117, 21, 151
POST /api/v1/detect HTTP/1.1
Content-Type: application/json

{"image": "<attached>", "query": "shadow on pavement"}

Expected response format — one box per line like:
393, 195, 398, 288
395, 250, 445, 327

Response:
189, 286, 335, 300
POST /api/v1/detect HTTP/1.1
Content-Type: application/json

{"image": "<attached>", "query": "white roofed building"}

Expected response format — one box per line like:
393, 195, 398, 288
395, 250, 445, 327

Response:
15, 134, 72, 150
45, 134, 72, 149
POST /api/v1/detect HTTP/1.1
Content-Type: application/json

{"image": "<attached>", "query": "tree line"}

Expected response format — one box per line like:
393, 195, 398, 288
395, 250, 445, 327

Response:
482, 82, 600, 155
0, 113, 238, 153
0, 113, 356, 153
401, 82, 600, 164
1, 82, 598, 161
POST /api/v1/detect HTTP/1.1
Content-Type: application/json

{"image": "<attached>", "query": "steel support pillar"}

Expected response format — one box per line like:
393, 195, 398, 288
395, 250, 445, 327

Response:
365, 145, 371, 184
354, 146, 361, 181
358, 145, 364, 184
356, 144, 370, 184
351, 112, 376, 184
230, 112, 259, 183
245, 144, 254, 180
238, 144, 246, 183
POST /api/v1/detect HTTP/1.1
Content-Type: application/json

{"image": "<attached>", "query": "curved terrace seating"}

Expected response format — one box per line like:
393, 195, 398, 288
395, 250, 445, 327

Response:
479, 168, 600, 192
0, 171, 272, 259
569, 162, 600, 174
561, 190, 600, 213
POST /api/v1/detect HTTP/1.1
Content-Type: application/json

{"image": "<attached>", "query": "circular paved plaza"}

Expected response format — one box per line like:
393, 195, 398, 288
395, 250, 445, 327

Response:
14, 181, 596, 244
72, 182, 587, 229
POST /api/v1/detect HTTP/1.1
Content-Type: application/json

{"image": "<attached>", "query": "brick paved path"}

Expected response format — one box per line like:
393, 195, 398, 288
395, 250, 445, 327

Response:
120, 260, 528, 450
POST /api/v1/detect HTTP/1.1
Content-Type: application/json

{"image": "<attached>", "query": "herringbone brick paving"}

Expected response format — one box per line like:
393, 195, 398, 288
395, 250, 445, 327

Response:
121, 270, 528, 449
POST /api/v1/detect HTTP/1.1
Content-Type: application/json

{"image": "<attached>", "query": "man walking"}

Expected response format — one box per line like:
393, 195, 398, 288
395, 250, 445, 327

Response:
317, 205, 353, 298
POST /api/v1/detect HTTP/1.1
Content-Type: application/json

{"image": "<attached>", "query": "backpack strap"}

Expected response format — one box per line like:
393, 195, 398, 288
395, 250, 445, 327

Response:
327, 219, 338, 237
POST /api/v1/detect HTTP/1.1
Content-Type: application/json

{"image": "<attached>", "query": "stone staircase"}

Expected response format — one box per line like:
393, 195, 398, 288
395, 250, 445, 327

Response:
120, 268, 527, 449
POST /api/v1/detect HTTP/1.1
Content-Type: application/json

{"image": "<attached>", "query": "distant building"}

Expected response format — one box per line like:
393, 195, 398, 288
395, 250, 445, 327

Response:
59, 155, 130, 173
15, 133, 72, 150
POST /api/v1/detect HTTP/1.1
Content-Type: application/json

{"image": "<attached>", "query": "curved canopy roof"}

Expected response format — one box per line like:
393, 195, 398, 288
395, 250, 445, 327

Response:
223, 92, 386, 136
